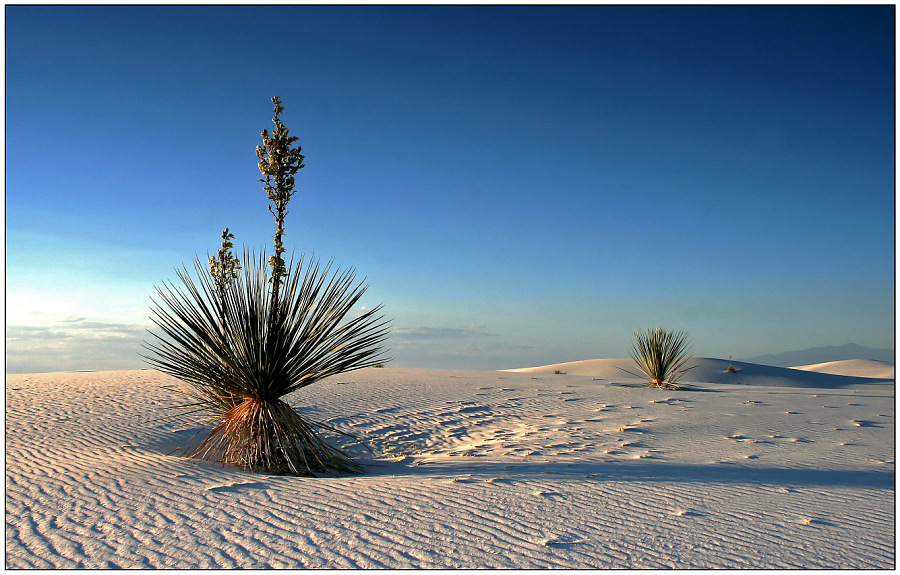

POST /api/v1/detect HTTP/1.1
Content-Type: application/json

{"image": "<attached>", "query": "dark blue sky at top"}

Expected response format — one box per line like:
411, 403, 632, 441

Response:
5, 6, 895, 369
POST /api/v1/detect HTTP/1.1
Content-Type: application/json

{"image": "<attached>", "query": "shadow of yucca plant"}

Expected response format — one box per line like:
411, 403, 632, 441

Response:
618, 327, 698, 390
144, 251, 389, 476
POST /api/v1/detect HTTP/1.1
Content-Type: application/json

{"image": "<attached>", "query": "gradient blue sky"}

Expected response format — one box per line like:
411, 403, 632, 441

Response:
6, 6, 895, 373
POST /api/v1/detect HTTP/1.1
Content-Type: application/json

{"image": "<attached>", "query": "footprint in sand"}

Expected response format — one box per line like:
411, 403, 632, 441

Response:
533, 490, 564, 497
448, 475, 474, 484
539, 536, 584, 547
799, 517, 832, 527
205, 481, 261, 492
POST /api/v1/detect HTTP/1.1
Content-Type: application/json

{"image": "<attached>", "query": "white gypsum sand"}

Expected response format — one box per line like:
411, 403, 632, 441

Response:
5, 362, 894, 568
790, 359, 895, 380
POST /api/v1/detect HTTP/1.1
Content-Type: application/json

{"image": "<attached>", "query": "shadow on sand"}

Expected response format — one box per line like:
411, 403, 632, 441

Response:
360, 456, 895, 489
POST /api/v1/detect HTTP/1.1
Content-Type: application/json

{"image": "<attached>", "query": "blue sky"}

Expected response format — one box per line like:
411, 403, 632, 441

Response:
6, 6, 895, 373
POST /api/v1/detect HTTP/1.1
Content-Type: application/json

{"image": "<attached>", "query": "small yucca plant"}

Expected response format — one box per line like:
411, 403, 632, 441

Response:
726, 355, 736, 373
619, 327, 697, 390
144, 251, 389, 476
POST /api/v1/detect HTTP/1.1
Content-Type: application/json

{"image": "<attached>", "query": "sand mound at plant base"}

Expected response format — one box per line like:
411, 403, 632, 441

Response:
6, 368, 894, 568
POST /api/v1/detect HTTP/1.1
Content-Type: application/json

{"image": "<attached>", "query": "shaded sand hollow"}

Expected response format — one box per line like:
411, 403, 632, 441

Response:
5, 362, 894, 568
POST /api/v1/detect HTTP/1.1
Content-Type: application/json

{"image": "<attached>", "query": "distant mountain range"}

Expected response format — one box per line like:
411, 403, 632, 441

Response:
741, 343, 895, 367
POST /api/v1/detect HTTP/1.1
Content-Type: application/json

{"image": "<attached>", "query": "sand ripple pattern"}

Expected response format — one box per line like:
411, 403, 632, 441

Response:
6, 369, 894, 568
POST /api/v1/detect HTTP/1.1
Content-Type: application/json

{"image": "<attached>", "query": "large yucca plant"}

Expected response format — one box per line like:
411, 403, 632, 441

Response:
144, 251, 389, 476
144, 96, 389, 476
618, 327, 697, 390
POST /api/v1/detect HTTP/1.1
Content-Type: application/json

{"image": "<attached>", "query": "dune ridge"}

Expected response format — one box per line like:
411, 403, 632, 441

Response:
503, 357, 895, 388
791, 359, 894, 379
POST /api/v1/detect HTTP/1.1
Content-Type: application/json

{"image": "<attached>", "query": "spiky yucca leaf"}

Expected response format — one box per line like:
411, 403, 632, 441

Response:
143, 250, 390, 476
618, 327, 697, 390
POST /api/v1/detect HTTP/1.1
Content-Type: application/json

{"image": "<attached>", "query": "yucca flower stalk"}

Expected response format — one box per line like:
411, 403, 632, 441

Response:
619, 327, 698, 390
144, 251, 390, 476
208, 228, 241, 332
257, 96, 304, 306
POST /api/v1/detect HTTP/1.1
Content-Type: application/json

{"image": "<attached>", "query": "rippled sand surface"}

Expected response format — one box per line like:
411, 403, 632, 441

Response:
6, 367, 894, 568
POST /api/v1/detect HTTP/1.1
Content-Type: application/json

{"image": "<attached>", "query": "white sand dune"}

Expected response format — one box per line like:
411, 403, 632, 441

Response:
791, 359, 895, 380
503, 357, 896, 388
6, 366, 894, 568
